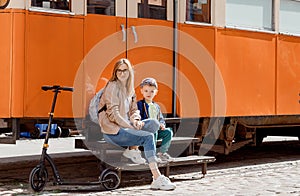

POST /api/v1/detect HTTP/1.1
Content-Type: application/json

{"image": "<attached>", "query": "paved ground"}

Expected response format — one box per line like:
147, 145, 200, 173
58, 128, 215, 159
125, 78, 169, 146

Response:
94, 160, 300, 196
0, 136, 299, 196
0, 160, 299, 195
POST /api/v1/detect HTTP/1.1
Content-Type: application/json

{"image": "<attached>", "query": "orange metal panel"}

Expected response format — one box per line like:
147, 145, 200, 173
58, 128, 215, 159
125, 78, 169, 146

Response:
11, 11, 25, 117
177, 24, 215, 117
127, 18, 174, 114
177, 54, 213, 117
0, 12, 12, 118
216, 29, 276, 116
25, 13, 84, 118
277, 35, 300, 115
179, 24, 215, 56
84, 15, 120, 54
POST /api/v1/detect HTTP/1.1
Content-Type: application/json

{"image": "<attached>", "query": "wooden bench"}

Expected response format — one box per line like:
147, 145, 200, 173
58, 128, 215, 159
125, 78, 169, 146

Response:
76, 117, 215, 179
75, 137, 215, 178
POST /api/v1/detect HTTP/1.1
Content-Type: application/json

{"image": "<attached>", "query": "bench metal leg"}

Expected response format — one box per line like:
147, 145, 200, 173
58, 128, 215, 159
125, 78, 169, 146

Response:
117, 168, 122, 182
164, 165, 170, 177
202, 163, 207, 177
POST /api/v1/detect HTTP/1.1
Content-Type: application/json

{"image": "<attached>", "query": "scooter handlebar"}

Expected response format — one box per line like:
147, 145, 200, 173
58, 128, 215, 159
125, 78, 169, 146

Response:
42, 85, 74, 92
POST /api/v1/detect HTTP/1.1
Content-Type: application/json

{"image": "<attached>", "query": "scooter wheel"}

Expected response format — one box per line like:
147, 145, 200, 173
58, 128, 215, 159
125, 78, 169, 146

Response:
29, 165, 48, 192
99, 169, 120, 190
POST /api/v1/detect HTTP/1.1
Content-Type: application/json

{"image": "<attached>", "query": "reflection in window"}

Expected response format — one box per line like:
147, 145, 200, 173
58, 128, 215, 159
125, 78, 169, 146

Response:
31, 0, 70, 10
87, 0, 115, 15
186, 0, 211, 23
138, 0, 167, 20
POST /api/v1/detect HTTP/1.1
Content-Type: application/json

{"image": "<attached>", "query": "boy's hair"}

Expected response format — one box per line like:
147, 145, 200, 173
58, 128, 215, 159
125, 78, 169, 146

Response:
140, 77, 158, 89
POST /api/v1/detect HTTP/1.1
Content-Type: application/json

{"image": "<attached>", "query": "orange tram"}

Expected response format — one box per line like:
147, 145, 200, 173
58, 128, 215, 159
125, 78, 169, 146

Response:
0, 0, 299, 154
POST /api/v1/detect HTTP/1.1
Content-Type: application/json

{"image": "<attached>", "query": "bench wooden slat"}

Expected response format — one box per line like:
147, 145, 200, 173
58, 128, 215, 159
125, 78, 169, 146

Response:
169, 156, 215, 165
109, 155, 215, 170
164, 117, 181, 124
103, 155, 215, 177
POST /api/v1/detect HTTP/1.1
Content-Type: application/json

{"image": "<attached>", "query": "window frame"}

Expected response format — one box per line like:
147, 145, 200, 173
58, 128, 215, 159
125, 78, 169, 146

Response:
87, 0, 115, 15
138, 0, 167, 20
185, 0, 212, 24
225, 0, 274, 32
29, 0, 77, 15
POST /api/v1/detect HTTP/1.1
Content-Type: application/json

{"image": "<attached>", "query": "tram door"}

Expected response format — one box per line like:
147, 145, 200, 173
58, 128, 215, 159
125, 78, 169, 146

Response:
124, 0, 174, 115
86, 0, 174, 115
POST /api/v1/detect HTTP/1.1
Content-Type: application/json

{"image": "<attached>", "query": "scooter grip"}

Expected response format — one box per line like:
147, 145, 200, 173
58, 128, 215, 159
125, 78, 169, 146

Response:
41, 85, 56, 91
61, 87, 74, 92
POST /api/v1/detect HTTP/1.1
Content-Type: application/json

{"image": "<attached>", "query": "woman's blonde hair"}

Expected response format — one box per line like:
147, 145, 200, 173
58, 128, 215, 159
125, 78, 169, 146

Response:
109, 58, 135, 97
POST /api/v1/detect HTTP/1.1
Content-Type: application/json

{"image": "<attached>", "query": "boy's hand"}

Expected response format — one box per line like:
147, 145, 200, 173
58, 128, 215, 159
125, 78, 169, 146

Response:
160, 124, 165, 130
133, 120, 144, 130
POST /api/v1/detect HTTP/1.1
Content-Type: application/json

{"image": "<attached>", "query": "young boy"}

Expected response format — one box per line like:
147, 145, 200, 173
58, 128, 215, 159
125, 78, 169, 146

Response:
137, 78, 173, 161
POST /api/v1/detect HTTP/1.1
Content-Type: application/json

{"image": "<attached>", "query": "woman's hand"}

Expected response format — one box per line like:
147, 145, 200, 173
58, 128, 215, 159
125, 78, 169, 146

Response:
133, 120, 144, 130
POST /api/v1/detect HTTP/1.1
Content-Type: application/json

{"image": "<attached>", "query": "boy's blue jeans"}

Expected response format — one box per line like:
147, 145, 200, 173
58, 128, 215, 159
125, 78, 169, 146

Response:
154, 127, 173, 153
103, 119, 160, 163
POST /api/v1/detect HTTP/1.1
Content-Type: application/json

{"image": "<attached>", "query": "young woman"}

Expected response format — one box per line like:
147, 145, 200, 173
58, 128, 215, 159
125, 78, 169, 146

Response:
98, 58, 176, 190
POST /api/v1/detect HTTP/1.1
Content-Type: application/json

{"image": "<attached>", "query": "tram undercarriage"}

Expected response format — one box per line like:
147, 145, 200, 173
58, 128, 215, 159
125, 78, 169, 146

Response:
196, 116, 300, 155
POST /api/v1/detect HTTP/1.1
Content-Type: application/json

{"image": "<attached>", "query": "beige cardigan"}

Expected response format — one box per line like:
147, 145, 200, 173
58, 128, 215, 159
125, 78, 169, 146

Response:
98, 81, 141, 134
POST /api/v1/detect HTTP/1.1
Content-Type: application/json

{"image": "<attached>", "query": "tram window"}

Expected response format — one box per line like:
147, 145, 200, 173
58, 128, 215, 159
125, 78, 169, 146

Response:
226, 0, 273, 31
87, 0, 115, 15
186, 0, 211, 23
31, 0, 70, 11
138, 0, 167, 20
279, 0, 300, 35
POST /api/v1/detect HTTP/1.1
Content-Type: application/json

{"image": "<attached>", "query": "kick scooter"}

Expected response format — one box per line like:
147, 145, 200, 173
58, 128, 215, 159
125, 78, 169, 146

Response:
29, 85, 120, 192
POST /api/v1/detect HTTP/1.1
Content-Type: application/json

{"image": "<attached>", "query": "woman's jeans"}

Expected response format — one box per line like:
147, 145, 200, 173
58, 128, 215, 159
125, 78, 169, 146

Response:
103, 119, 160, 163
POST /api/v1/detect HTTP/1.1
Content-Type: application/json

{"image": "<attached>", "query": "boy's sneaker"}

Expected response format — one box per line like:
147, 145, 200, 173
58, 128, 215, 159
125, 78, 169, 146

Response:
122, 148, 146, 164
157, 152, 174, 161
151, 175, 176, 190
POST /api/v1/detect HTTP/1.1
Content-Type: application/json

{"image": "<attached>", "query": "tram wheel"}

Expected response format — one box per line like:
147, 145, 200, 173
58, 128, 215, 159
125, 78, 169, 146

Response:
99, 168, 120, 190
60, 128, 70, 137
31, 127, 40, 139
29, 166, 48, 192
52, 126, 62, 138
